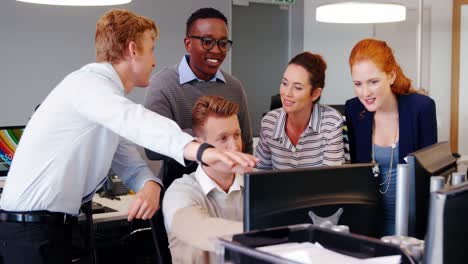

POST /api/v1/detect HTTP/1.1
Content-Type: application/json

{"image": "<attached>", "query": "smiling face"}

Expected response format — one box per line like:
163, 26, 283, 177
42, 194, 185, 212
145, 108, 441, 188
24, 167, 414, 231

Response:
280, 64, 321, 115
130, 30, 156, 88
184, 18, 228, 81
351, 60, 396, 112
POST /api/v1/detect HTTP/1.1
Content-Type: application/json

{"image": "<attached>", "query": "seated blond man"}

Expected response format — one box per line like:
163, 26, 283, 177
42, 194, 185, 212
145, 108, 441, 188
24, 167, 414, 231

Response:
162, 95, 244, 263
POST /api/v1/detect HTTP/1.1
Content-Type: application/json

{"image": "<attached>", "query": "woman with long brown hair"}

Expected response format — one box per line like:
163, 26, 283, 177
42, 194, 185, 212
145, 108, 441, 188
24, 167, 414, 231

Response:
256, 52, 345, 170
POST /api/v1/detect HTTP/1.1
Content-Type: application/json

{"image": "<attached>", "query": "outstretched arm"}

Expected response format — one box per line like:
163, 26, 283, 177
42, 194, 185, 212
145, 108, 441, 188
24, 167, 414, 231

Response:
183, 141, 258, 175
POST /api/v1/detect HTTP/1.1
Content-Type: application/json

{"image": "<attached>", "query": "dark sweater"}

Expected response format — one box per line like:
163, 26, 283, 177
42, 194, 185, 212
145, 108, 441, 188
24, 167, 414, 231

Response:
144, 64, 253, 154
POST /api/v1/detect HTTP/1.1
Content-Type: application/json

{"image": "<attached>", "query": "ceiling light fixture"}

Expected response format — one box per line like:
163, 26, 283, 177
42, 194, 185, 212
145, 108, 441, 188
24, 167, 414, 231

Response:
16, 0, 131, 6
316, 2, 406, 24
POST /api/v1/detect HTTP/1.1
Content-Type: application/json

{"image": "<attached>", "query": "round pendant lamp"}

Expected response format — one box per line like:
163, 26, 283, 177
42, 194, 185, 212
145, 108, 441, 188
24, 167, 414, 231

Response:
316, 2, 406, 24
16, 0, 131, 6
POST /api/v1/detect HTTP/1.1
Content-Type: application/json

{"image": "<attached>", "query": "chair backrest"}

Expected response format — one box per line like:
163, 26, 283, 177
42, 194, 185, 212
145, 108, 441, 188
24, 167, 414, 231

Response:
144, 149, 198, 264
144, 149, 198, 187
269, 94, 282, 110
148, 213, 165, 264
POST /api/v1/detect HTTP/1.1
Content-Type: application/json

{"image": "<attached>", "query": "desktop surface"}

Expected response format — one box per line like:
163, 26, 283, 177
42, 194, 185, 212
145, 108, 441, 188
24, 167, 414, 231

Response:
89, 194, 133, 223
1, 180, 132, 223
221, 224, 415, 264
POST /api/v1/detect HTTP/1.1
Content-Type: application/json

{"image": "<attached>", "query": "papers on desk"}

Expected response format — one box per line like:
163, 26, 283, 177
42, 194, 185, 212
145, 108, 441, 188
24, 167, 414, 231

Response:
257, 242, 401, 264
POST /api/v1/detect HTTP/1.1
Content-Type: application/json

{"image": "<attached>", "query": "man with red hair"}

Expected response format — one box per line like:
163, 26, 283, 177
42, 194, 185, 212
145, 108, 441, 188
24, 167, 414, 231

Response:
163, 96, 245, 263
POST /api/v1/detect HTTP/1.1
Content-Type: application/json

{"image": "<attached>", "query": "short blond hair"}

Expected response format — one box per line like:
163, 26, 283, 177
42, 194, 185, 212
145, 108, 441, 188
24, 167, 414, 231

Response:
95, 9, 158, 63
192, 96, 239, 137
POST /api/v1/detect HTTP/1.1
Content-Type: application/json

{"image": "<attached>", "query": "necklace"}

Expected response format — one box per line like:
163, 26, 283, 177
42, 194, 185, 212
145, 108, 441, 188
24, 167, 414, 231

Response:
372, 116, 399, 194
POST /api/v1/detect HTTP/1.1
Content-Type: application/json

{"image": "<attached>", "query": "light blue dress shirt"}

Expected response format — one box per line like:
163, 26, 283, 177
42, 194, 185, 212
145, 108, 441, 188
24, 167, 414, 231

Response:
178, 55, 226, 85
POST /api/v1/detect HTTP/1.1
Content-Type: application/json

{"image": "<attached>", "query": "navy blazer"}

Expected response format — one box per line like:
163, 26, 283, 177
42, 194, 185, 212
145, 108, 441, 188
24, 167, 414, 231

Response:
345, 93, 438, 164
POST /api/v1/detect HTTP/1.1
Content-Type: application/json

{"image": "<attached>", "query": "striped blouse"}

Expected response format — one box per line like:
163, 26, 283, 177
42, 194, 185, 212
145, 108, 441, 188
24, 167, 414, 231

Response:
255, 103, 345, 170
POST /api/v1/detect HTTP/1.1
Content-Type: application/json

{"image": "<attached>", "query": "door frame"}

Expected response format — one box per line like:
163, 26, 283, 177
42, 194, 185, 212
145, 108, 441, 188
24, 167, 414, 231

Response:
450, 0, 468, 152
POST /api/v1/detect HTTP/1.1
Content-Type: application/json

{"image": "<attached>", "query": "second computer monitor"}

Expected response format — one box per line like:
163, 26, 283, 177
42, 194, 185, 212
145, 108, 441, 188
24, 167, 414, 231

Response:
406, 141, 457, 239
0, 126, 25, 180
244, 164, 382, 237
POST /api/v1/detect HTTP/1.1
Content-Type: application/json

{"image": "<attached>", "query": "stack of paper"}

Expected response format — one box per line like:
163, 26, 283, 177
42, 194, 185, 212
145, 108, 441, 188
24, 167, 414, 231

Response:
256, 242, 401, 264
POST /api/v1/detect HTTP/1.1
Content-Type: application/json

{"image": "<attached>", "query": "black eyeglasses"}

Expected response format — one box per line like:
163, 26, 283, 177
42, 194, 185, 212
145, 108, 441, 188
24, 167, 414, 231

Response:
188, 35, 233, 52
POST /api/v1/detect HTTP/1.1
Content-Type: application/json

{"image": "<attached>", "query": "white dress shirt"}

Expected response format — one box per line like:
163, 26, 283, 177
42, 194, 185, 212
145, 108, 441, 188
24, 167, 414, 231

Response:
0, 62, 193, 215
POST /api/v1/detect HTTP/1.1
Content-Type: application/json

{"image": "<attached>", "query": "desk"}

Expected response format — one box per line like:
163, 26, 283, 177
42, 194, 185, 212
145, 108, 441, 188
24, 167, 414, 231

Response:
0, 182, 134, 224
91, 194, 134, 223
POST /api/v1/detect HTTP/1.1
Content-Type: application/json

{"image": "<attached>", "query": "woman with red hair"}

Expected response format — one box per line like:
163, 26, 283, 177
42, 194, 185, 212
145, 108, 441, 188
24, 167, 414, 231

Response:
345, 38, 437, 235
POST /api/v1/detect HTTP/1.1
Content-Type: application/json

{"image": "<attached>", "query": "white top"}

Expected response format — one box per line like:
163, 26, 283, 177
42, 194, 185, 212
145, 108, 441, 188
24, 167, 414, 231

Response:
162, 165, 243, 233
0, 62, 193, 215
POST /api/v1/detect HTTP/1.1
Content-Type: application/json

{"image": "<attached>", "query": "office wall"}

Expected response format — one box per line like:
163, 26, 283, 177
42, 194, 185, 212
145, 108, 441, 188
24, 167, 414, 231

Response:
304, 2, 373, 106
0, 0, 454, 142
231, 1, 305, 136
304, 6, 431, 105
0, 0, 231, 126
428, 0, 453, 143
232, 3, 290, 136
303, 0, 453, 142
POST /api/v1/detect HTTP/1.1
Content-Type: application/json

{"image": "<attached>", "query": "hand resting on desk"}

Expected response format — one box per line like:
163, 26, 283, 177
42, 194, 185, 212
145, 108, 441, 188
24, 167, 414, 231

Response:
127, 180, 161, 221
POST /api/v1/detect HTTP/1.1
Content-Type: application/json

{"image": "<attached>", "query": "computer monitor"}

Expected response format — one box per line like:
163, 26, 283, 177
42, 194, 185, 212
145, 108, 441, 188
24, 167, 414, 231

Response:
243, 164, 383, 237
424, 181, 468, 264
0, 126, 25, 180
405, 141, 457, 239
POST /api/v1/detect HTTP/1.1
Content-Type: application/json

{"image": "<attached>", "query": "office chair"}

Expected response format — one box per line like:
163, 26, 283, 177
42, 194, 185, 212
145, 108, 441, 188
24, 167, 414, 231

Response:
117, 219, 162, 264
328, 104, 345, 116
144, 149, 198, 264
269, 94, 282, 110
144, 150, 198, 188
261, 94, 282, 118
71, 201, 96, 264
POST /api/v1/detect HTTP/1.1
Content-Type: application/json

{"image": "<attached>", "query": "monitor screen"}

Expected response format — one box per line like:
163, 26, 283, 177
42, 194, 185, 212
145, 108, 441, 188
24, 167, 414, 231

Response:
406, 141, 457, 239
243, 164, 383, 237
0, 126, 25, 178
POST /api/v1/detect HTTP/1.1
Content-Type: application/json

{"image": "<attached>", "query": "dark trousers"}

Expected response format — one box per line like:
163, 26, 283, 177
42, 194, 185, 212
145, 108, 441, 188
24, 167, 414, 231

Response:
0, 221, 72, 264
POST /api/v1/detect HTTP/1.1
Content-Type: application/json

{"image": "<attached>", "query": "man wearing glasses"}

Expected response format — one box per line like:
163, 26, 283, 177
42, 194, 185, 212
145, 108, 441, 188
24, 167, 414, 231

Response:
143, 9, 253, 262
144, 7, 253, 163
